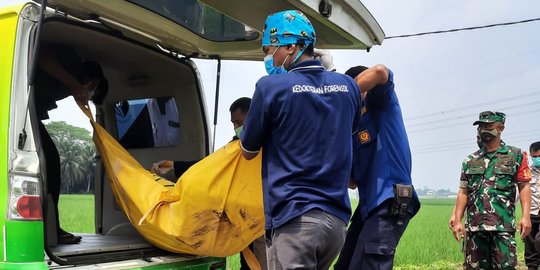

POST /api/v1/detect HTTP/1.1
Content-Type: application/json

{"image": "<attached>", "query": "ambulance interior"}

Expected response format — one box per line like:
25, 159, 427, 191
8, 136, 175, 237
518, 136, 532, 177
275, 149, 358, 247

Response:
34, 17, 209, 264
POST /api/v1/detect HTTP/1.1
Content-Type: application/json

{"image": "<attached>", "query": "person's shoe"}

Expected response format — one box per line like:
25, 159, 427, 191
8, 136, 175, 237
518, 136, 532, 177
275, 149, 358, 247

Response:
58, 229, 81, 244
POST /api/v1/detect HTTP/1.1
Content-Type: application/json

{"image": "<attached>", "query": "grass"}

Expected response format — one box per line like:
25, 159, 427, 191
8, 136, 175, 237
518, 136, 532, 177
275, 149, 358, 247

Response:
394, 198, 526, 270
59, 195, 529, 269
58, 194, 95, 233
395, 198, 464, 265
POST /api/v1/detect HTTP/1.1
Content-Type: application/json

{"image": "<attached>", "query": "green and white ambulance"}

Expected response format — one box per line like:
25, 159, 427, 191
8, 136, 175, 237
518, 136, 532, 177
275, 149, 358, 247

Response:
0, 0, 383, 268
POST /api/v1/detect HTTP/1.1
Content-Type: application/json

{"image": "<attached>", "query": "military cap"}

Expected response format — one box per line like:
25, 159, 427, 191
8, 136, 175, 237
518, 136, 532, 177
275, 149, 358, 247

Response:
473, 111, 506, 125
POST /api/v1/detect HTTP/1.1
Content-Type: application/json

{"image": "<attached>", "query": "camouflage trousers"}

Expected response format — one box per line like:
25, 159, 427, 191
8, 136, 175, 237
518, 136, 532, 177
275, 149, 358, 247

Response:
463, 231, 517, 270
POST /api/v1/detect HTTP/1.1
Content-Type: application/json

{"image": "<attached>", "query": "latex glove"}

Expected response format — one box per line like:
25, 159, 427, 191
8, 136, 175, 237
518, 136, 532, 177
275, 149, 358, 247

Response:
314, 48, 336, 71
151, 160, 174, 175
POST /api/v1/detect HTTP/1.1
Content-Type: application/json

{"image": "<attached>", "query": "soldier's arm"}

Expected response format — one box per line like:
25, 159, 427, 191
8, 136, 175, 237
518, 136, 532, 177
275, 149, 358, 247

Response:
354, 64, 389, 93
452, 187, 468, 241
454, 188, 467, 224
517, 151, 532, 238
518, 182, 531, 239
518, 182, 531, 216
453, 162, 469, 242
448, 204, 456, 230
455, 161, 469, 223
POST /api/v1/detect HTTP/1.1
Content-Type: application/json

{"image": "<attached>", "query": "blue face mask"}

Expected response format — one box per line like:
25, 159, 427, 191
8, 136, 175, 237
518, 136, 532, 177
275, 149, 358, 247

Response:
532, 156, 540, 167
264, 45, 306, 76
264, 46, 289, 75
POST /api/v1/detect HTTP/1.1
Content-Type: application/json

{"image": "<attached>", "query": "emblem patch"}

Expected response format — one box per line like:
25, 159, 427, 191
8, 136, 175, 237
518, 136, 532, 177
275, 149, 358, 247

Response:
358, 130, 371, 144
361, 106, 367, 115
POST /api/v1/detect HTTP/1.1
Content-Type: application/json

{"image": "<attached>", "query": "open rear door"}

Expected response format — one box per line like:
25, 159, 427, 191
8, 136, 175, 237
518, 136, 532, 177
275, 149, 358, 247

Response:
40, 0, 384, 60
199, 0, 385, 50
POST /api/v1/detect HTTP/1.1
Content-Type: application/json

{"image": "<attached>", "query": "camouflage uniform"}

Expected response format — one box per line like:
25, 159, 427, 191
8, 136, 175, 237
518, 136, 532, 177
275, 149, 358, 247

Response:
460, 111, 531, 270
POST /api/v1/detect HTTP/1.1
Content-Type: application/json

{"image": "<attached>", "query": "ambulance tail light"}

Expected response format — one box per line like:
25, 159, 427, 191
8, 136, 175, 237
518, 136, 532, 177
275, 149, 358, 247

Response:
8, 175, 42, 220
16, 196, 42, 219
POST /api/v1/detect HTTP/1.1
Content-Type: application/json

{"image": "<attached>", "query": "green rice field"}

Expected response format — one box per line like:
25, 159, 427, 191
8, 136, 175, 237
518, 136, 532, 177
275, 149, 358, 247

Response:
59, 195, 528, 269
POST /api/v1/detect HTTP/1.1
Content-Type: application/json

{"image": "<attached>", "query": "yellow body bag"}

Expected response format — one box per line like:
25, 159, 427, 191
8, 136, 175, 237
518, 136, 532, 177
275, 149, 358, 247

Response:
83, 105, 264, 260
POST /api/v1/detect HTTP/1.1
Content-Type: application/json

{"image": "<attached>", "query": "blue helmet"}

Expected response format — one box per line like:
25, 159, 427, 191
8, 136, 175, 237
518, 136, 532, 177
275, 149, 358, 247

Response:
262, 10, 316, 47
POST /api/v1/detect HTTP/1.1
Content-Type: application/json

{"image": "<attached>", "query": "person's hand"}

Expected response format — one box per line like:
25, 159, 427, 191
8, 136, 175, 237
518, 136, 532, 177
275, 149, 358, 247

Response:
448, 214, 456, 231
314, 48, 336, 71
452, 221, 464, 242
151, 160, 174, 175
73, 79, 99, 105
348, 178, 357, 189
518, 216, 532, 239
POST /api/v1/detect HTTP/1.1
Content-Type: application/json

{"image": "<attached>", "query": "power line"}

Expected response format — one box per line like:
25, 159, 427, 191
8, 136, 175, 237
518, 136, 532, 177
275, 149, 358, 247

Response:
407, 108, 540, 134
405, 99, 540, 129
412, 129, 540, 150
400, 49, 540, 87
412, 132, 540, 153
386, 17, 540, 40
405, 91, 540, 122
412, 130, 540, 153
413, 135, 540, 155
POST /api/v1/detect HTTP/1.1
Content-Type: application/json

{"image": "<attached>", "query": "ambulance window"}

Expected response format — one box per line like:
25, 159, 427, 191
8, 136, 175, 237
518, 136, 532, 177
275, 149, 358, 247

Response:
114, 97, 180, 148
128, 0, 258, 42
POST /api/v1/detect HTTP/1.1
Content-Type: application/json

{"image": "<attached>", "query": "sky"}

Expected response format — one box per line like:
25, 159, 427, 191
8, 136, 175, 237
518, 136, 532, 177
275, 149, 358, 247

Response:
42, 0, 540, 191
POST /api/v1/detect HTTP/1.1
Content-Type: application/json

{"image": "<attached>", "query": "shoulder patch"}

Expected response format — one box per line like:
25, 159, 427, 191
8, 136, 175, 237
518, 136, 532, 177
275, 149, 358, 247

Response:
507, 145, 521, 153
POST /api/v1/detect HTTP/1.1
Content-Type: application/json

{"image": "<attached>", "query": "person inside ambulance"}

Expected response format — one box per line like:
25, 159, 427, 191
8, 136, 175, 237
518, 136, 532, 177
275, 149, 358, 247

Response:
35, 44, 108, 244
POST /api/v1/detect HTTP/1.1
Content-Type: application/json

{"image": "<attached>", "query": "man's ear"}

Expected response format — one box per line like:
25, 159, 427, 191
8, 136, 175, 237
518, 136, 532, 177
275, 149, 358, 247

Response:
286, 44, 296, 55
498, 125, 505, 133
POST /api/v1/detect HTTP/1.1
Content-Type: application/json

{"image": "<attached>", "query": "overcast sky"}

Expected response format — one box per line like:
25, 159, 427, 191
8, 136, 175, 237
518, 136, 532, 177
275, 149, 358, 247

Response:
46, 0, 540, 191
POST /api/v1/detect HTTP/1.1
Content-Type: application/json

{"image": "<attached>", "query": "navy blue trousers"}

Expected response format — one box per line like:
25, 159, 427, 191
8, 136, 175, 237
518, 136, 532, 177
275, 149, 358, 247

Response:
334, 199, 412, 270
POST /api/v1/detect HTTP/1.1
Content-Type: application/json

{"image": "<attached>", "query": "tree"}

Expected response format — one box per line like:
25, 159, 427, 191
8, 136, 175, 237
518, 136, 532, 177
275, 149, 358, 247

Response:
45, 121, 95, 194
46, 121, 92, 143
58, 140, 84, 193
79, 143, 96, 193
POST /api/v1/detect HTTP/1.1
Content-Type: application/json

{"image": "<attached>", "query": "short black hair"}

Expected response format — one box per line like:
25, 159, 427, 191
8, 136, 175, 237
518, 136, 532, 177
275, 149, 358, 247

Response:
285, 42, 314, 56
530, 141, 540, 153
82, 61, 104, 80
229, 97, 251, 114
92, 78, 108, 105
345, 65, 369, 79
303, 43, 314, 56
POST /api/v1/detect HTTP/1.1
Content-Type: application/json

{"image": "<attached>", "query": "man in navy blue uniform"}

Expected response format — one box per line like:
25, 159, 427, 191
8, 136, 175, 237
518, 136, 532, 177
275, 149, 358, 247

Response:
240, 10, 362, 270
334, 65, 420, 270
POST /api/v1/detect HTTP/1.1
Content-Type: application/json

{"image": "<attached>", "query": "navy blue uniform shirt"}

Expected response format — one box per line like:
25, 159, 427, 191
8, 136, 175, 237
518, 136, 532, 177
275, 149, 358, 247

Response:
352, 69, 419, 220
241, 59, 361, 230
